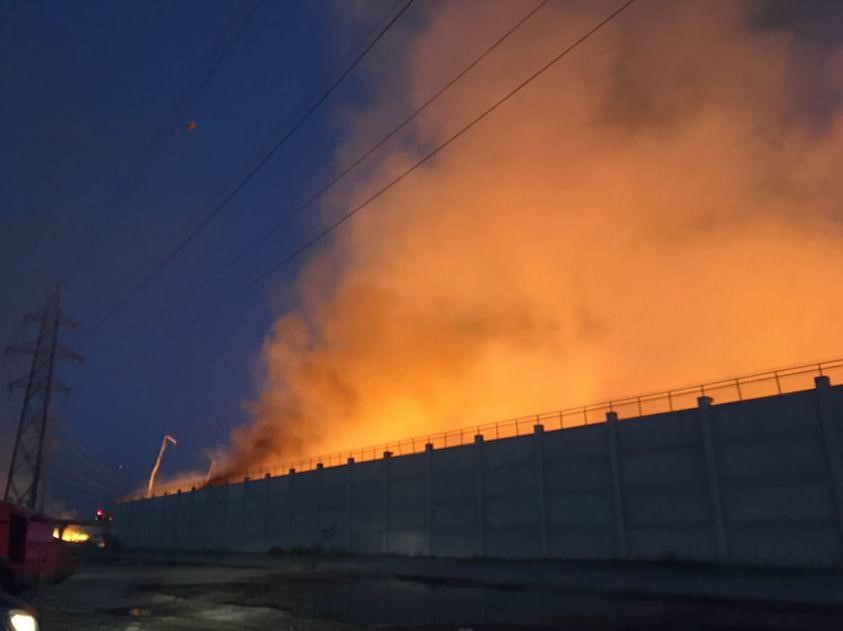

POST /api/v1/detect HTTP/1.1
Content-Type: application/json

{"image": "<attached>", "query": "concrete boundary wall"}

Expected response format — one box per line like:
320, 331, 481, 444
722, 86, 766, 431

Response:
113, 378, 843, 567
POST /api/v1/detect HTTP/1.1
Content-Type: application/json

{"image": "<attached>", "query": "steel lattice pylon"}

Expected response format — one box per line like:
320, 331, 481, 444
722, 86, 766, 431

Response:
4, 287, 82, 510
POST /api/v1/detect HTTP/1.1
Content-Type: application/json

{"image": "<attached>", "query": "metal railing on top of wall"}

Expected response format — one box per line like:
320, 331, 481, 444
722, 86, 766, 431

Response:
130, 357, 843, 501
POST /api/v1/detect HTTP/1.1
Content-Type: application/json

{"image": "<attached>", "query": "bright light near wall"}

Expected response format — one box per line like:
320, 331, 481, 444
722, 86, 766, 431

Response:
9, 610, 39, 631
51, 526, 90, 543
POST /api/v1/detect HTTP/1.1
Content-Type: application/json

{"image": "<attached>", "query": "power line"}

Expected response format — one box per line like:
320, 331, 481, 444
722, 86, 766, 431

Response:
49, 460, 117, 497
55, 424, 118, 485
83, 0, 415, 340
85, 0, 409, 308
61, 0, 264, 288
89, 0, 551, 358
48, 440, 121, 497
47, 436, 121, 495
52, 459, 119, 495
116, 0, 638, 364
337, 0, 409, 63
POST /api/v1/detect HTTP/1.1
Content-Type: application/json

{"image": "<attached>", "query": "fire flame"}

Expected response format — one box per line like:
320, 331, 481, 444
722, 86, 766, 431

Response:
52, 526, 90, 544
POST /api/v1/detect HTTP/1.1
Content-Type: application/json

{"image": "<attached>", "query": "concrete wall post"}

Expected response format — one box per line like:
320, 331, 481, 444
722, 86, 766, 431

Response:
190, 491, 198, 549
130, 503, 138, 546
155, 499, 162, 548
173, 490, 182, 548
136, 499, 145, 547
136, 502, 143, 547
606, 411, 627, 559
240, 482, 250, 548
182, 490, 191, 548
203, 491, 212, 549
697, 395, 727, 561
158, 494, 167, 548
288, 469, 296, 548
815, 376, 843, 551
148, 498, 156, 548
220, 485, 230, 550
172, 495, 182, 549
112, 503, 121, 541
149, 497, 157, 548
262, 477, 272, 545
176, 491, 185, 548
137, 502, 144, 547
189, 492, 198, 549
136, 500, 144, 547
117, 503, 124, 545
474, 434, 486, 556
136, 501, 144, 547
346, 458, 355, 552
316, 463, 324, 550
383, 451, 392, 554
425, 443, 434, 556
533, 424, 549, 556
130, 503, 137, 547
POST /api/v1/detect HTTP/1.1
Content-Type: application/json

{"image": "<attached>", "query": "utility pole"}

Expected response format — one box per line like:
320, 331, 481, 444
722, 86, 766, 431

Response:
4, 286, 83, 511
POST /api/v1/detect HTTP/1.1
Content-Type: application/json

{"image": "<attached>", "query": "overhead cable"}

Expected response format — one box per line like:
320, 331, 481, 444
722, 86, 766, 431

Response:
117, 0, 638, 363
84, 0, 415, 339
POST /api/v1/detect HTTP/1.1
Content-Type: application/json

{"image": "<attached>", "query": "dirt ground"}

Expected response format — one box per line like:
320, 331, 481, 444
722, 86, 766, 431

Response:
20, 550, 843, 630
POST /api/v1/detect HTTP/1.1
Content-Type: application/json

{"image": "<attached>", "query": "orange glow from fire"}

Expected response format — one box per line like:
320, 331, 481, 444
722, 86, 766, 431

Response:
53, 526, 90, 544
215, 1, 843, 478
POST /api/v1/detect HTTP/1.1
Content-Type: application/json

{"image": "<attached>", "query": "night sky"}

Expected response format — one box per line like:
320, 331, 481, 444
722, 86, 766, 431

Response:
1, 0, 408, 515
2, 0, 842, 518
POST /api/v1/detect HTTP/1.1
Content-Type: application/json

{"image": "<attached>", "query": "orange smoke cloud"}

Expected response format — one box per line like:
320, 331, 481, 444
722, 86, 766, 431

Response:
222, 1, 843, 475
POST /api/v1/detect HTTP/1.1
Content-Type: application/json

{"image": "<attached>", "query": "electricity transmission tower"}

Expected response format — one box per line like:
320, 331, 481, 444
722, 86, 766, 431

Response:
4, 286, 83, 511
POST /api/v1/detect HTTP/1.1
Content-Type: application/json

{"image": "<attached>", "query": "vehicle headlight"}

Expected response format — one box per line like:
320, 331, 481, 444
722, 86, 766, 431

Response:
8, 610, 38, 631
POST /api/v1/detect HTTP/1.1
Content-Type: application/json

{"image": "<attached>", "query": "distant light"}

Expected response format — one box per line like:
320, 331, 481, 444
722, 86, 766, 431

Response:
60, 527, 90, 544
9, 610, 38, 631
96, 509, 104, 517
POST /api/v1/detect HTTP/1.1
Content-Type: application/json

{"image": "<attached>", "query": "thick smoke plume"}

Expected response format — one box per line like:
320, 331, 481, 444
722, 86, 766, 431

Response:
222, 1, 843, 476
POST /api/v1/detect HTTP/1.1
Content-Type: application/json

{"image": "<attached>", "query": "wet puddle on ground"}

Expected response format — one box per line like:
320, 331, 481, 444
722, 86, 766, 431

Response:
126, 574, 843, 630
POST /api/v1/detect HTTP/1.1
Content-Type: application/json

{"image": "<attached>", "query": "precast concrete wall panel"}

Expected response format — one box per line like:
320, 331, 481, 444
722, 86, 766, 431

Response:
113, 381, 843, 568
350, 460, 386, 554
141, 500, 154, 549
712, 390, 842, 565
542, 426, 610, 492
204, 485, 227, 549
431, 447, 477, 557
147, 497, 162, 548
543, 424, 614, 559
546, 491, 614, 559
484, 437, 539, 558
265, 475, 290, 547
618, 409, 715, 561
835, 388, 843, 446
238, 478, 270, 552
289, 473, 319, 549
319, 467, 349, 551
388, 453, 427, 556
168, 494, 184, 549
221, 483, 244, 550
186, 488, 208, 550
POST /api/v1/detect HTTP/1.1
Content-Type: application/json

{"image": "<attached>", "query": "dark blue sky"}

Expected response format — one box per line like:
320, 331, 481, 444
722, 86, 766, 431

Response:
0, 0, 408, 514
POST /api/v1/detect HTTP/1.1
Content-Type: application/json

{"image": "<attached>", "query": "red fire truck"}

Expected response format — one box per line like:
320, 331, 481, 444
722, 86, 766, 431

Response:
0, 501, 75, 592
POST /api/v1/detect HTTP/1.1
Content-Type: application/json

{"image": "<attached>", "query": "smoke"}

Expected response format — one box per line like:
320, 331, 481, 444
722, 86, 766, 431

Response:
222, 0, 843, 475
